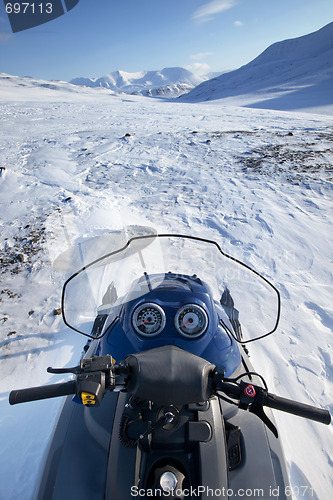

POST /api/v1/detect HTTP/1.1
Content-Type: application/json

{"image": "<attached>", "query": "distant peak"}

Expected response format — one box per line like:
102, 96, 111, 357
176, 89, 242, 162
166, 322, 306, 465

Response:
70, 66, 206, 98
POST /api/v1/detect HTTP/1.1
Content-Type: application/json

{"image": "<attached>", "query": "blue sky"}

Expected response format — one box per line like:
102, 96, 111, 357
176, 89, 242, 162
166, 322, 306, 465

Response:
1, 0, 333, 81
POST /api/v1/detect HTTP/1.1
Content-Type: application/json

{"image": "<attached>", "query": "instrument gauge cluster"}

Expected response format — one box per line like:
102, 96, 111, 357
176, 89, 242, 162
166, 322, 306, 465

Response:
132, 302, 208, 339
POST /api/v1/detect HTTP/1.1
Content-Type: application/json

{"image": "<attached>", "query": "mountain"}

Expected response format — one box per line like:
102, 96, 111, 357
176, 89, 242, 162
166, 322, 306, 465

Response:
0, 72, 118, 101
179, 23, 333, 114
70, 67, 206, 97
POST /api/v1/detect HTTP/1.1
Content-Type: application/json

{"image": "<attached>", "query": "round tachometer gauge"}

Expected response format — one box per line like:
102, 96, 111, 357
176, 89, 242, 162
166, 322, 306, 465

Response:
175, 304, 208, 338
132, 303, 166, 337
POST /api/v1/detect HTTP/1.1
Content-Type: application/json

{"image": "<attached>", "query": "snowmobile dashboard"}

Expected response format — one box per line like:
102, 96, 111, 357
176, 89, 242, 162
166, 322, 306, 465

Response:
129, 275, 209, 339
131, 301, 209, 338
95, 272, 242, 377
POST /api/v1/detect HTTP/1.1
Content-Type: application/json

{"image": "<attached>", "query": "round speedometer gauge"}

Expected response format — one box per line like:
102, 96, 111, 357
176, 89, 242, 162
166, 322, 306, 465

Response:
132, 303, 166, 337
175, 304, 208, 338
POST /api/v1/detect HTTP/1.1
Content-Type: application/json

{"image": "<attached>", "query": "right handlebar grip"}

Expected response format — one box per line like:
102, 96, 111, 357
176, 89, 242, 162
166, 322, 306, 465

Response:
266, 393, 331, 425
9, 381, 76, 405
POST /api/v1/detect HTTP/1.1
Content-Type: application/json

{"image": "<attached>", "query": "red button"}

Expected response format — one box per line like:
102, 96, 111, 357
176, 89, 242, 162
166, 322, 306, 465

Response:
244, 385, 256, 397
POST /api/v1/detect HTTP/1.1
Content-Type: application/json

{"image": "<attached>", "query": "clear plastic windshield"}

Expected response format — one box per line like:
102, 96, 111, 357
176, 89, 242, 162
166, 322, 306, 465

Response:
60, 232, 280, 342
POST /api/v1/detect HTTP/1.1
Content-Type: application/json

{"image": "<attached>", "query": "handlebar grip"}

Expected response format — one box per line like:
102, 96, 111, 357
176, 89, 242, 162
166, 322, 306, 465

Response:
266, 393, 331, 425
9, 381, 76, 405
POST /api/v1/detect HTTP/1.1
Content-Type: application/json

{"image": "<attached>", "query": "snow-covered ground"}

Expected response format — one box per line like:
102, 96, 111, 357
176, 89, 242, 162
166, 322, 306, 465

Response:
0, 81, 332, 499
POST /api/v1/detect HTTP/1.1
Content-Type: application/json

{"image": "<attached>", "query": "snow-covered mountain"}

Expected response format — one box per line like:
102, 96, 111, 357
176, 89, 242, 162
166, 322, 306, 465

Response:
70, 67, 206, 97
180, 22, 333, 114
0, 72, 118, 101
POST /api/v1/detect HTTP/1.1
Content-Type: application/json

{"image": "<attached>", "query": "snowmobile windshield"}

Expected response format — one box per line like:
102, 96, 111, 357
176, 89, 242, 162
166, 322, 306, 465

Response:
60, 232, 280, 343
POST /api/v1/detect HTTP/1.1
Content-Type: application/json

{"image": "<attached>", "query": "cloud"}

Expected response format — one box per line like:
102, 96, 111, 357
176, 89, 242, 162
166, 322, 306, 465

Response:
234, 20, 243, 27
190, 52, 214, 61
192, 0, 238, 23
186, 62, 211, 76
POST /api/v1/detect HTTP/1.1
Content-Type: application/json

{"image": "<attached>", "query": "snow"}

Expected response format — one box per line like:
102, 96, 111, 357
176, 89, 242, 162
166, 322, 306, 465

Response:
0, 72, 117, 102
70, 66, 206, 97
180, 23, 333, 116
0, 75, 332, 500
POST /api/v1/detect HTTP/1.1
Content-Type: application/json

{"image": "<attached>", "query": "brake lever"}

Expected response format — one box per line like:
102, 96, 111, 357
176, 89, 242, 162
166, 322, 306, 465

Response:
47, 354, 115, 376
248, 403, 278, 437
214, 373, 279, 437
47, 365, 81, 375
238, 381, 278, 437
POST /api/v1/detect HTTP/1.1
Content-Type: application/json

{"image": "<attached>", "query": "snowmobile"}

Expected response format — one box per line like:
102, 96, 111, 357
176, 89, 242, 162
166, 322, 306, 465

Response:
9, 231, 331, 500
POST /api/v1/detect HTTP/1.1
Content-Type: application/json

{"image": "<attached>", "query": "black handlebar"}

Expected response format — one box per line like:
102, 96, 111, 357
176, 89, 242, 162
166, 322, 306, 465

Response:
265, 392, 331, 425
9, 381, 76, 406
8, 357, 331, 429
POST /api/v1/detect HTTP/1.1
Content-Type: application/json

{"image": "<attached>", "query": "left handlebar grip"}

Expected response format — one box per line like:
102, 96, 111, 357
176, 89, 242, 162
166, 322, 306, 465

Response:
9, 381, 76, 405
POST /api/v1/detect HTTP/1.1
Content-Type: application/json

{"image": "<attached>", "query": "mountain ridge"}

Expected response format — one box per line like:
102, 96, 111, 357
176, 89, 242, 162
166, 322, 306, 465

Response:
70, 66, 206, 97
179, 22, 333, 114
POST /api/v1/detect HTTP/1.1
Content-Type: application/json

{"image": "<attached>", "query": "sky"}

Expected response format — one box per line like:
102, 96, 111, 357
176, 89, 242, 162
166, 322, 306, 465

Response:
0, 0, 333, 82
